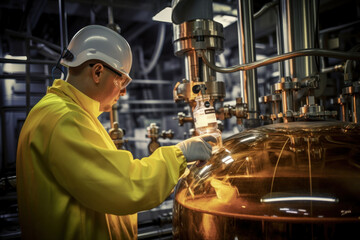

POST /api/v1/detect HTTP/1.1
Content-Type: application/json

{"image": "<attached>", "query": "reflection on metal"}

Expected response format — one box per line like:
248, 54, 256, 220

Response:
198, 48, 360, 73
218, 97, 248, 124
199, 47, 360, 123
174, 112, 193, 126
342, 81, 360, 123
279, 0, 317, 79
108, 122, 127, 150
173, 80, 225, 104
261, 196, 338, 203
173, 121, 360, 239
237, 0, 259, 124
172, 19, 225, 103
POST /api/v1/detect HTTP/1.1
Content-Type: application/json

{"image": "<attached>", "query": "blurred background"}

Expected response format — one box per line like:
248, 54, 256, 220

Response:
0, 0, 359, 239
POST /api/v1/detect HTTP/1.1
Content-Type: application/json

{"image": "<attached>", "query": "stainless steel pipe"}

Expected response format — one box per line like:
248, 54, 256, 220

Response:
237, 0, 259, 124
199, 48, 360, 73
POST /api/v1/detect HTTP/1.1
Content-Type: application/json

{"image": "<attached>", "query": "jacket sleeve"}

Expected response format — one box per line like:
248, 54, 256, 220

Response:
48, 111, 187, 215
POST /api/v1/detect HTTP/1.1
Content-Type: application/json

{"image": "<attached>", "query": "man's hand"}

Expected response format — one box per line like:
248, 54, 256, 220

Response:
176, 135, 217, 162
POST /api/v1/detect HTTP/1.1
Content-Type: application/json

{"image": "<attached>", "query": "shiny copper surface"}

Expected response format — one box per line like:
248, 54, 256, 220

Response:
173, 121, 360, 240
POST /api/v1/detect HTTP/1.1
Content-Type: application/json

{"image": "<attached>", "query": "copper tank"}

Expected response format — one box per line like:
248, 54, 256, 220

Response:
173, 121, 360, 240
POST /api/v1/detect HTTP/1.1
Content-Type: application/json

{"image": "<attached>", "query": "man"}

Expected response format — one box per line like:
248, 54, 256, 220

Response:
16, 25, 213, 240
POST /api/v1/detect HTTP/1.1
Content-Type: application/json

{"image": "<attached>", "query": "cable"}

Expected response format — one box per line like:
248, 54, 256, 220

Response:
51, 48, 67, 80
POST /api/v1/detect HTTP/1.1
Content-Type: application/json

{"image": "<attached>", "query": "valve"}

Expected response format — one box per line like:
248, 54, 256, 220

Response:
173, 112, 194, 126
146, 123, 174, 154
108, 122, 128, 150
219, 97, 248, 124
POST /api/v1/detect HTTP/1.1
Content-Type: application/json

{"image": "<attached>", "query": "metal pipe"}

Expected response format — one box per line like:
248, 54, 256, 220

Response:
126, 23, 154, 42
113, 108, 184, 113
0, 74, 53, 79
141, 23, 166, 75
279, 0, 294, 77
107, 0, 114, 25
26, 22, 31, 116
275, 3, 285, 79
321, 64, 343, 74
5, 29, 61, 52
137, 227, 172, 239
58, 0, 68, 51
280, 77, 294, 122
0, 58, 57, 65
237, 0, 259, 123
106, 0, 118, 131
199, 48, 360, 73
254, 0, 278, 19
319, 19, 360, 35
121, 100, 176, 104
280, 0, 317, 79
353, 95, 359, 123
341, 104, 346, 122
0, 40, 5, 172
129, 79, 172, 85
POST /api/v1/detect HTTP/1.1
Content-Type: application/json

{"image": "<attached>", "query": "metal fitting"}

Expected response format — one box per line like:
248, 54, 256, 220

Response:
108, 122, 127, 150
221, 97, 248, 124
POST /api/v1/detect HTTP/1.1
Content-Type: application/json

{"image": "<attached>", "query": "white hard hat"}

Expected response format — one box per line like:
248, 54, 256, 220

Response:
60, 25, 132, 81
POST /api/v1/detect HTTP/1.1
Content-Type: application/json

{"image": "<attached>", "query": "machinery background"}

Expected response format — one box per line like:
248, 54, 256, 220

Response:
0, 0, 359, 239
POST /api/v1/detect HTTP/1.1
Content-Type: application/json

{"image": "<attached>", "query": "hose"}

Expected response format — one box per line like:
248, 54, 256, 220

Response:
141, 23, 166, 75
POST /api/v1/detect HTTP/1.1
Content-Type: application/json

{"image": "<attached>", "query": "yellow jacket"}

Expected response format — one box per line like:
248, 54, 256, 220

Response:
16, 79, 187, 240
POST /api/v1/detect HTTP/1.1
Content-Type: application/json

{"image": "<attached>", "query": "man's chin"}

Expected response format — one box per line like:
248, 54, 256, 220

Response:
100, 105, 112, 112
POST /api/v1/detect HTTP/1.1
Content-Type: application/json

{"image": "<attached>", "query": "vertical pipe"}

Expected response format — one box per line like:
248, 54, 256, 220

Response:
279, 0, 293, 123
26, 22, 31, 116
58, 0, 68, 51
107, 0, 117, 129
237, 0, 259, 127
341, 104, 346, 122
353, 95, 359, 123
0, 40, 5, 172
280, 0, 317, 79
279, 0, 317, 122
185, 50, 216, 83
345, 102, 349, 122
0, 102, 4, 172
108, 0, 114, 25
110, 104, 119, 128
275, 4, 285, 79
185, 51, 199, 82
201, 50, 216, 82
279, 0, 294, 77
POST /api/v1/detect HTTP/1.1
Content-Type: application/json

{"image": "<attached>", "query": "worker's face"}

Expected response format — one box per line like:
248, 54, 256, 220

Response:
90, 63, 129, 112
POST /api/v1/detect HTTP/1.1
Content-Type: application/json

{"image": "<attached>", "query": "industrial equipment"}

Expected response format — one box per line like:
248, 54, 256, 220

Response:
109, 104, 128, 150
173, 121, 360, 239
171, 0, 360, 239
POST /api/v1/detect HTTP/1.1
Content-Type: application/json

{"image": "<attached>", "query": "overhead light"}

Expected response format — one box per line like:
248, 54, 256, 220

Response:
153, 5, 238, 27
213, 15, 237, 28
152, 7, 172, 23
3, 54, 27, 73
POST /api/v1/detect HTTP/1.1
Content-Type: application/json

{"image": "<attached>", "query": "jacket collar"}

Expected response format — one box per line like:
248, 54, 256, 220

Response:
47, 79, 102, 117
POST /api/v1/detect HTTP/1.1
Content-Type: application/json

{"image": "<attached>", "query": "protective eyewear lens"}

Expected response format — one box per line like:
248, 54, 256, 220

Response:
113, 76, 131, 90
89, 64, 131, 90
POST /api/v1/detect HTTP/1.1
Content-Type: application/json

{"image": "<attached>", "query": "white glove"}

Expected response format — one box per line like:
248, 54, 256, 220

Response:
176, 135, 216, 162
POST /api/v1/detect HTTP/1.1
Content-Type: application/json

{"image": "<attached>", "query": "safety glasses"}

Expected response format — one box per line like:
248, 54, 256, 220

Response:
89, 64, 131, 90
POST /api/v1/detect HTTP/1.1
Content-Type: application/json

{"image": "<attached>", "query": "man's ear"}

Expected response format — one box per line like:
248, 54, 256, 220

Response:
91, 63, 104, 84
